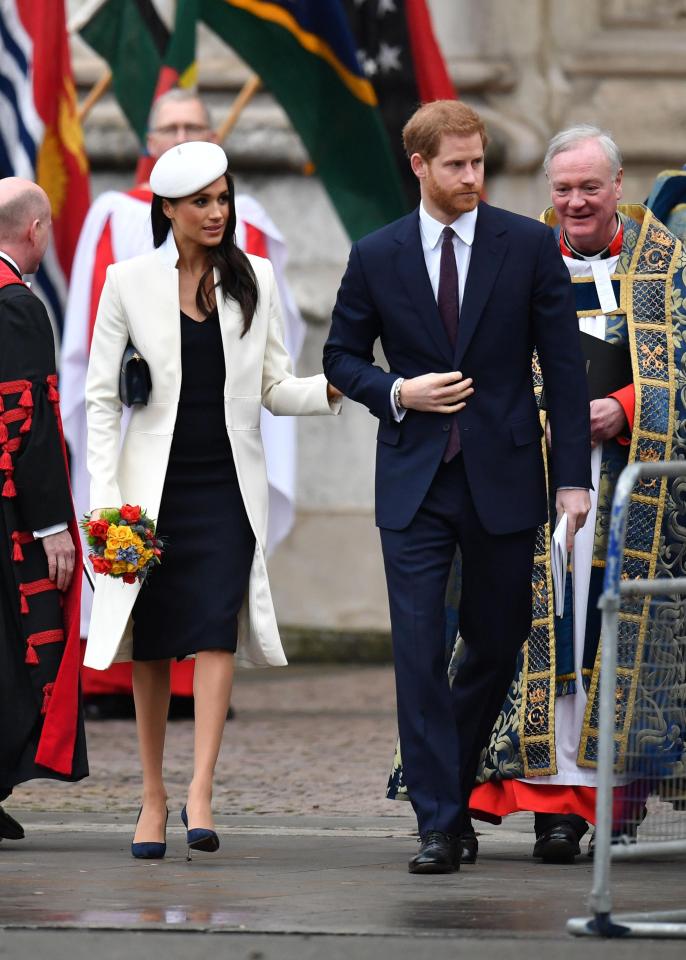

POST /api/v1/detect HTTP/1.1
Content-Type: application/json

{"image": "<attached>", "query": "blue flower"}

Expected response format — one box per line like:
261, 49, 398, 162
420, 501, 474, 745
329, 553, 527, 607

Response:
116, 546, 140, 565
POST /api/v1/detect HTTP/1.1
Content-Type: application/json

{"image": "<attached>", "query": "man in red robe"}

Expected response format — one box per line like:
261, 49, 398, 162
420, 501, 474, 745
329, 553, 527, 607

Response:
0, 178, 87, 839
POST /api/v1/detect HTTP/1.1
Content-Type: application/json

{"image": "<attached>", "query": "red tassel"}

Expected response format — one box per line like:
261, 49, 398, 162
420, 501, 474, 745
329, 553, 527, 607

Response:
40, 682, 54, 714
2, 475, 16, 498
0, 422, 7, 444
0, 395, 4, 412
0, 450, 11, 470
18, 387, 32, 409
19, 415, 31, 434
20, 590, 28, 614
12, 537, 24, 562
25, 641, 39, 665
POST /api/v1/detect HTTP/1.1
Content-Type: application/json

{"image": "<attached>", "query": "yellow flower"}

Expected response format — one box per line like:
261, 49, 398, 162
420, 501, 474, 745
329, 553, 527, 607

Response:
107, 524, 136, 546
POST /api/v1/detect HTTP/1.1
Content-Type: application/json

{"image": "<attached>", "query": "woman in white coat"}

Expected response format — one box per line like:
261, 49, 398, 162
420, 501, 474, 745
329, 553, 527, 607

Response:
84, 141, 340, 859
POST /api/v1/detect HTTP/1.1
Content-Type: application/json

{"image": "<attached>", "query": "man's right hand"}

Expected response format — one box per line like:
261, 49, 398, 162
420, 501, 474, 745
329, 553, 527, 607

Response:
42, 529, 76, 591
400, 372, 474, 414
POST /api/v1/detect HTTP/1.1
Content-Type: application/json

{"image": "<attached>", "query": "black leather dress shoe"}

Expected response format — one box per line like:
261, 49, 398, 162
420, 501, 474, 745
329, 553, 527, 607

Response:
0, 806, 25, 840
459, 830, 478, 864
532, 822, 580, 863
408, 831, 460, 874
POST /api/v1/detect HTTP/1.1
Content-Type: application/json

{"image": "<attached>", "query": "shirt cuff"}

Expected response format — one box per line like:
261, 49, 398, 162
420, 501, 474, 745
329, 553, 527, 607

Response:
390, 378, 407, 422
557, 487, 590, 491
33, 521, 68, 539
607, 383, 634, 447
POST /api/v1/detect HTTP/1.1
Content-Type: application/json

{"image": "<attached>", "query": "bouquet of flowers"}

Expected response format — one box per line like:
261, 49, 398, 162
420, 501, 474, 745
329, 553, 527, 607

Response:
81, 504, 163, 584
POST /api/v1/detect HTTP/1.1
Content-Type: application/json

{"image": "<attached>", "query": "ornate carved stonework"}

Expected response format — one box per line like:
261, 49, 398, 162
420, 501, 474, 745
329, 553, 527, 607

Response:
603, 0, 686, 26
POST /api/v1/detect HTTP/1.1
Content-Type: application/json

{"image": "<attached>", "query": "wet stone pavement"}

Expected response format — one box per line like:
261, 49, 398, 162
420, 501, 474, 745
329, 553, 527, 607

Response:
1, 666, 685, 958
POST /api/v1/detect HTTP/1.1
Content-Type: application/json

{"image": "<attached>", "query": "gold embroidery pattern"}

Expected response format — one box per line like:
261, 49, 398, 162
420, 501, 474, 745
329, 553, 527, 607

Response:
579, 209, 680, 769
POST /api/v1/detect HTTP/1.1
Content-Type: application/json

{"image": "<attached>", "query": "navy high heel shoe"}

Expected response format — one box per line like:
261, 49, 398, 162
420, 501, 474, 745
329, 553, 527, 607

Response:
181, 804, 220, 860
131, 806, 168, 859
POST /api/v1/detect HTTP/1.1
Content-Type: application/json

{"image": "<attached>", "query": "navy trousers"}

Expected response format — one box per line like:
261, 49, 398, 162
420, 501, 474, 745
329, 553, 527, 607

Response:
380, 455, 537, 835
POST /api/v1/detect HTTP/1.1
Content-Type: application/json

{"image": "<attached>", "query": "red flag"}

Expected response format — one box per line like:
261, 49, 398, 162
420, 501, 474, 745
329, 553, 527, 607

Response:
405, 0, 457, 102
16, 0, 90, 281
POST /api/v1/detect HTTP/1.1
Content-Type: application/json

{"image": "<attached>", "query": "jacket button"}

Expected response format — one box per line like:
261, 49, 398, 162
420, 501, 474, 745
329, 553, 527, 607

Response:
442, 424, 450, 432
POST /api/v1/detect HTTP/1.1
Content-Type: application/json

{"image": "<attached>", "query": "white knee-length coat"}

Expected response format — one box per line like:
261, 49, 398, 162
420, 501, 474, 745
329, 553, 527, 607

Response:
83, 233, 337, 671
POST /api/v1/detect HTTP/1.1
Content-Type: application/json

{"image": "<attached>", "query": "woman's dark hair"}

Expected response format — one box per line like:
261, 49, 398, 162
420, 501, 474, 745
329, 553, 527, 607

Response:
151, 170, 258, 336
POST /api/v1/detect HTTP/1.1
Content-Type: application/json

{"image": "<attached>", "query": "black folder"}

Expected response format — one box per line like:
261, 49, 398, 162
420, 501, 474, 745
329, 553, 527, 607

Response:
539, 332, 632, 409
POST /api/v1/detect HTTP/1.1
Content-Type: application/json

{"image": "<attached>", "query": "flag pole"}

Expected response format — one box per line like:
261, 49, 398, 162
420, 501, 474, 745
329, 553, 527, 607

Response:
215, 74, 262, 143
77, 68, 112, 123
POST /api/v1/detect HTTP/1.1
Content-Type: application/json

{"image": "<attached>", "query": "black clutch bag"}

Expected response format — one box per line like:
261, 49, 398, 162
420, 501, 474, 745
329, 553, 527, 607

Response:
119, 340, 152, 406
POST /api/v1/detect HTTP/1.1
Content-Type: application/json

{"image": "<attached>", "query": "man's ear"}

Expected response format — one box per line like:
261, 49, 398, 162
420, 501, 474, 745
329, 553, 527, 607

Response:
27, 218, 40, 247
410, 152, 427, 180
614, 167, 624, 201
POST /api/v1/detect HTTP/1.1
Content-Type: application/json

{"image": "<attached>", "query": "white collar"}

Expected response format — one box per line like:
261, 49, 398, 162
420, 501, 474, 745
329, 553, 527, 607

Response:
0, 250, 22, 277
156, 230, 180, 268
419, 202, 478, 249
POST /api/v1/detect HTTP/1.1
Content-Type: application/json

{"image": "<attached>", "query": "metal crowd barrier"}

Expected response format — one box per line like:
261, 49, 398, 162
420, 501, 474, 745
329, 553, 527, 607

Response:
568, 460, 686, 939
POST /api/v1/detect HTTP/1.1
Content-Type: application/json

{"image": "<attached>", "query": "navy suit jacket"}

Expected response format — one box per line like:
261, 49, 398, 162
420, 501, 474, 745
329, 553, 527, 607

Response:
323, 202, 591, 533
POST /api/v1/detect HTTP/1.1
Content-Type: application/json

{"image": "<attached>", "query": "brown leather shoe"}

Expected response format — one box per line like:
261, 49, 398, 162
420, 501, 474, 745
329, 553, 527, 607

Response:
408, 831, 460, 874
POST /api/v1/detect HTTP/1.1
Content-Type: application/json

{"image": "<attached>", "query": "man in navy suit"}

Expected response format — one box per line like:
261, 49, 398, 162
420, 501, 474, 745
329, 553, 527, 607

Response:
323, 101, 592, 874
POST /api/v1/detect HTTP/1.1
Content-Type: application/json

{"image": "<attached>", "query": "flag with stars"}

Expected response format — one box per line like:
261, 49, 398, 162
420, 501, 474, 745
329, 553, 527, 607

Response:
198, 0, 406, 240
344, 0, 457, 206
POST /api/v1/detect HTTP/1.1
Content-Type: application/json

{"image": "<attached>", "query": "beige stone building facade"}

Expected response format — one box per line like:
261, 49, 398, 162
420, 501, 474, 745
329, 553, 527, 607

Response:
68, 0, 686, 642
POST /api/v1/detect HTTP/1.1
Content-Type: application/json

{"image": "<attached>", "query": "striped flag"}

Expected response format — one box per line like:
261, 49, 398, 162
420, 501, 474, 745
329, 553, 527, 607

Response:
0, 0, 91, 338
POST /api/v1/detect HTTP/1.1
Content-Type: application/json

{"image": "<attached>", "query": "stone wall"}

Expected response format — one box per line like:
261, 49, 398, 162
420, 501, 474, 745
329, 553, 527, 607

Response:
67, 0, 686, 638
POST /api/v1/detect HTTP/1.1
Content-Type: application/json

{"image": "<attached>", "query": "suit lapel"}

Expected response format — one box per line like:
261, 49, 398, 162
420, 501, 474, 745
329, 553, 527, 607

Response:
456, 202, 508, 366
393, 212, 453, 364
215, 267, 245, 392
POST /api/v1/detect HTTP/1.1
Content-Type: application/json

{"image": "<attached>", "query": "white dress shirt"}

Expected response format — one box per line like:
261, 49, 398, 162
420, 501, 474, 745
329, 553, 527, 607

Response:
390, 203, 478, 420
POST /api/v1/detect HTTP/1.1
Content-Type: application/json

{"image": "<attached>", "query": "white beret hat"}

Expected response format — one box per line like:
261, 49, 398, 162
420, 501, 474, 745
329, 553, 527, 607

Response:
150, 141, 228, 198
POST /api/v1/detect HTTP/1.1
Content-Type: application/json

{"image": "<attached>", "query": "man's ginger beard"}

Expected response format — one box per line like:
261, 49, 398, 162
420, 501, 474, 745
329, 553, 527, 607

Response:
424, 167, 481, 220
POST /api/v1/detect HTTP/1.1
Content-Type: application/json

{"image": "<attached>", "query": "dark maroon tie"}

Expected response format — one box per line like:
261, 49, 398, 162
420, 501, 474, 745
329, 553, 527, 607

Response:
437, 226, 461, 461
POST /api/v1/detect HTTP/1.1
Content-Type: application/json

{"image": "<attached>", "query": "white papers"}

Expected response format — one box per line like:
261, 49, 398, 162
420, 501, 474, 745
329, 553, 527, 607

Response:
590, 260, 618, 314
551, 513, 568, 618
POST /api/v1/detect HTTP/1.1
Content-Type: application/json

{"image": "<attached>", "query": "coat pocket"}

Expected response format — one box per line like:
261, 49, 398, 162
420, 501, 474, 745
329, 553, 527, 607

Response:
377, 420, 401, 446
227, 396, 262, 430
510, 416, 543, 447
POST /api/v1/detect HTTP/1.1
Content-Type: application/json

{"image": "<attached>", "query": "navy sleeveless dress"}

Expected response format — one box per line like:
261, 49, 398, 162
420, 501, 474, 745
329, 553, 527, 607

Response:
132, 308, 255, 661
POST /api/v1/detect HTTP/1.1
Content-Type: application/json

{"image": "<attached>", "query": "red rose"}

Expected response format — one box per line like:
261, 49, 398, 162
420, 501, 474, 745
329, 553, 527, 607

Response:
120, 504, 142, 522
122, 572, 137, 584
88, 519, 110, 540
91, 555, 112, 575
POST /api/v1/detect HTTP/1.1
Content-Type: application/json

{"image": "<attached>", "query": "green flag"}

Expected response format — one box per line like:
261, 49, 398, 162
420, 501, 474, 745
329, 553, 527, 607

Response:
76, 0, 197, 145
199, 0, 408, 240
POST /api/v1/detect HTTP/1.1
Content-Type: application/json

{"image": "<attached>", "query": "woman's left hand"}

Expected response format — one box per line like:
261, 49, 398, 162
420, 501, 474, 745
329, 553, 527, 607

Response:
326, 382, 344, 403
